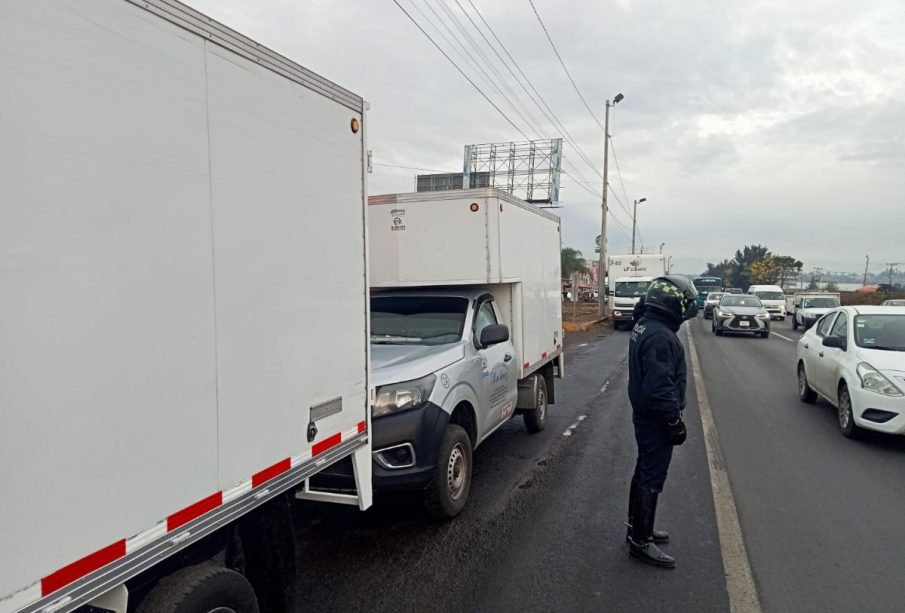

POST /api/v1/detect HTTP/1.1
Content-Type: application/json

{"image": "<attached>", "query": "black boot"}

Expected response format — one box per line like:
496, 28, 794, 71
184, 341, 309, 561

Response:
626, 478, 670, 544
628, 486, 676, 569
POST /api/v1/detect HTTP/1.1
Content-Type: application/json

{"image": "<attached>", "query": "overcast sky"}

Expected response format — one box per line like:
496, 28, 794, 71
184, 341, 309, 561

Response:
190, 0, 905, 276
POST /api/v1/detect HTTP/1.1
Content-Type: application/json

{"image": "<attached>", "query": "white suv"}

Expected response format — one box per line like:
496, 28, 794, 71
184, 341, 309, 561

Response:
748, 285, 786, 320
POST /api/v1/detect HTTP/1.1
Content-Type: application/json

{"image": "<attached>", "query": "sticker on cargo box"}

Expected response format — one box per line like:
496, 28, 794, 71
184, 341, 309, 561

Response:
390, 208, 406, 231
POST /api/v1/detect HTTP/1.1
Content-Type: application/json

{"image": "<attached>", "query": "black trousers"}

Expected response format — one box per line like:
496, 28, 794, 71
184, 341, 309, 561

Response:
632, 422, 674, 492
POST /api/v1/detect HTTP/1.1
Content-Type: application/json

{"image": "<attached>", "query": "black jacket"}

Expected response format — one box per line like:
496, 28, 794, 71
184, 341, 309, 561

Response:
627, 310, 687, 426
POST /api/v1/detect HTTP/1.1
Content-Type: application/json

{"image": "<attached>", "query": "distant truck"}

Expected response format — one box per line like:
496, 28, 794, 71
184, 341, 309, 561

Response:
608, 254, 667, 329
1, 1, 373, 612
790, 292, 842, 330
324, 189, 564, 518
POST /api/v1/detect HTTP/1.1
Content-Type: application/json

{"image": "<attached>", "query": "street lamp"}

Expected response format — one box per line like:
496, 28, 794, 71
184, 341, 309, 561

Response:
660, 242, 666, 254
631, 197, 647, 254
597, 92, 624, 317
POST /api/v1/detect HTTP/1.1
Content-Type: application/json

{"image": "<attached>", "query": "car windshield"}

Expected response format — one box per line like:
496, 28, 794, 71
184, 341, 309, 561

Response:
755, 291, 784, 300
615, 281, 650, 298
371, 296, 468, 345
883, 300, 905, 306
854, 315, 905, 351
721, 295, 762, 308
706, 293, 725, 302
802, 297, 840, 308
725, 288, 742, 294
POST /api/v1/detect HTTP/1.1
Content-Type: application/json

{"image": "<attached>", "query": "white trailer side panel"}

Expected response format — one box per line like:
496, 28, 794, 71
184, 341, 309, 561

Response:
0, 1, 219, 599
204, 44, 368, 487
0, 0, 368, 608
497, 200, 563, 376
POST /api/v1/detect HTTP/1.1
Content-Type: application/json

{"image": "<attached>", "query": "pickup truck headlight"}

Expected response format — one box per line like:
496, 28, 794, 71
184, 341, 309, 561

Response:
373, 374, 437, 418
857, 363, 904, 397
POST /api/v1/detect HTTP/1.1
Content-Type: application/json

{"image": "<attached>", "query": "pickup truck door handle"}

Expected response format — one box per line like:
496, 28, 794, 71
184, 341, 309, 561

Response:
804, 343, 809, 349
819, 351, 824, 358
504, 353, 512, 362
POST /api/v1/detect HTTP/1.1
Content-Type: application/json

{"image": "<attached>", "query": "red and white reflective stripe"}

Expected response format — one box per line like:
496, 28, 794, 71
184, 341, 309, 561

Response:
2, 421, 368, 611
522, 347, 562, 373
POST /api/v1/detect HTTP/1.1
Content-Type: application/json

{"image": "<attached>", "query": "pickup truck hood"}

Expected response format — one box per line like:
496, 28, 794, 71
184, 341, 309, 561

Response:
371, 342, 466, 387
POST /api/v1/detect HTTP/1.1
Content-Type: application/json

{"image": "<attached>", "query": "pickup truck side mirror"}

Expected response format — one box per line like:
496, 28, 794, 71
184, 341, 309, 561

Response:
822, 336, 846, 350
479, 324, 510, 348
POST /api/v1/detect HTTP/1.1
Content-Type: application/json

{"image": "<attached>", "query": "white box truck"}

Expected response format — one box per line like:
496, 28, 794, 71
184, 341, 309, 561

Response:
607, 254, 667, 329
1, 1, 372, 612
323, 189, 563, 518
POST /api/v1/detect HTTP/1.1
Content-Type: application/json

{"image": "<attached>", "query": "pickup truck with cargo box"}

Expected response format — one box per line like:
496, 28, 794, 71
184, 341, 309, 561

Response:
316, 189, 564, 518
1, 1, 372, 611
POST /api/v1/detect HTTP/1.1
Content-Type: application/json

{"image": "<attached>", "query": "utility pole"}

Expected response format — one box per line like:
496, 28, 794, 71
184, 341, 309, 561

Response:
598, 94, 623, 317
660, 242, 665, 254
631, 197, 646, 254
863, 255, 870, 286
886, 263, 901, 289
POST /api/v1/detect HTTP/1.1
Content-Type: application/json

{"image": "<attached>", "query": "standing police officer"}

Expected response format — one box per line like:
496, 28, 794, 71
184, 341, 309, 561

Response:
625, 275, 698, 568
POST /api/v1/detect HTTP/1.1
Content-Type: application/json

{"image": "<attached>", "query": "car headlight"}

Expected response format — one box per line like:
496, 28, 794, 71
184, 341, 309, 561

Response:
756, 313, 770, 319
857, 363, 904, 397
720, 312, 734, 318
373, 374, 436, 418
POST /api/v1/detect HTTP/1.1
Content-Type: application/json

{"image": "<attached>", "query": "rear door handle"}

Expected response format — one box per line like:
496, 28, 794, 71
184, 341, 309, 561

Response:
804, 343, 809, 349
504, 353, 512, 362
819, 352, 824, 358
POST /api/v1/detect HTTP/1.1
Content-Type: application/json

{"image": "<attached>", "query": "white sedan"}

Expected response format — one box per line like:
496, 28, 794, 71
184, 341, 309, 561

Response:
797, 306, 905, 438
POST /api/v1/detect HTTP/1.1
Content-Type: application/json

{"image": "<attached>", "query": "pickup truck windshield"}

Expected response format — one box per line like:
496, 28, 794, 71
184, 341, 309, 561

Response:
755, 291, 784, 301
371, 296, 468, 345
802, 297, 839, 309
854, 315, 905, 351
615, 281, 649, 298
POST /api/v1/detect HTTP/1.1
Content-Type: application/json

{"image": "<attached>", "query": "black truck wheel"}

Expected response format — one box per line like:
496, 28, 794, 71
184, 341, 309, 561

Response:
523, 375, 548, 433
135, 565, 259, 613
424, 424, 473, 519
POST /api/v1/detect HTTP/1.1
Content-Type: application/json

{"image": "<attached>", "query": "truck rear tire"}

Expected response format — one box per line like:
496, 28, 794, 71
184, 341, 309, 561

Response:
135, 564, 259, 613
424, 424, 472, 519
523, 375, 548, 433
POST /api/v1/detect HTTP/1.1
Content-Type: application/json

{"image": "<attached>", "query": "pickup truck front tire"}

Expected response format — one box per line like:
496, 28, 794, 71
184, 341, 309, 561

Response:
424, 424, 472, 519
523, 375, 548, 433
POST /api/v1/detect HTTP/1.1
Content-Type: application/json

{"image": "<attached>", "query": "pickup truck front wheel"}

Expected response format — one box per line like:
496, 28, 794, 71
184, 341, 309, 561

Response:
523, 375, 548, 433
424, 424, 472, 519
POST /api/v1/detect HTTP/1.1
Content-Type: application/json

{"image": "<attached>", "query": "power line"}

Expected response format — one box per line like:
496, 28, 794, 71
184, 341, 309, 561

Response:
374, 162, 451, 173
462, 0, 604, 181
528, 0, 604, 131
391, 0, 529, 138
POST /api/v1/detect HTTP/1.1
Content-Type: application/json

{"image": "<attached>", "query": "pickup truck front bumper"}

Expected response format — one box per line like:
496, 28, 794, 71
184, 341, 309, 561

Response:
311, 402, 449, 492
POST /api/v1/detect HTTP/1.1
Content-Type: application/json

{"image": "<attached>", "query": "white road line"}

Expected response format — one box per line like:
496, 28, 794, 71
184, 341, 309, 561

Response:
687, 326, 762, 613
772, 332, 796, 342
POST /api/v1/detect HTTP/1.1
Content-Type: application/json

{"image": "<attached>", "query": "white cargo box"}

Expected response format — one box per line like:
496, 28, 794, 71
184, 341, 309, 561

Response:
0, 1, 370, 611
368, 189, 563, 377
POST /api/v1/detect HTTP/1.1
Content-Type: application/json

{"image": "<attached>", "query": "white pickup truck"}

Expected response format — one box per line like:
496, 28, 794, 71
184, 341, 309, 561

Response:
791, 293, 842, 330
315, 189, 564, 518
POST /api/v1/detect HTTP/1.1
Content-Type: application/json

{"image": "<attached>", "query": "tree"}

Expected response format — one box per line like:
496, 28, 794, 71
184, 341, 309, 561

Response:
772, 255, 804, 288
807, 274, 821, 290
747, 257, 781, 284
825, 281, 839, 292
561, 247, 588, 278
732, 245, 770, 289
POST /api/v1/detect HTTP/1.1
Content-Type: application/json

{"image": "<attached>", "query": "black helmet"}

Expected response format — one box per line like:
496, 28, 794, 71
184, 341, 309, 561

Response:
644, 276, 698, 323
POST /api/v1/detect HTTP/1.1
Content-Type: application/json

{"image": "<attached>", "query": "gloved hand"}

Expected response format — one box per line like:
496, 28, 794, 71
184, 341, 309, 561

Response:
667, 417, 687, 446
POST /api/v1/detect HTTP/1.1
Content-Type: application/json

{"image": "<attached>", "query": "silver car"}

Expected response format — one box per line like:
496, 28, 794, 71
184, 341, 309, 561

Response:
712, 294, 771, 338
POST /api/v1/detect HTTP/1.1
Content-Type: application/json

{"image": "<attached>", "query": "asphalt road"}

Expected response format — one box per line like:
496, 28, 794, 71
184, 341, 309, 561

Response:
689, 314, 905, 613
289, 326, 730, 612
